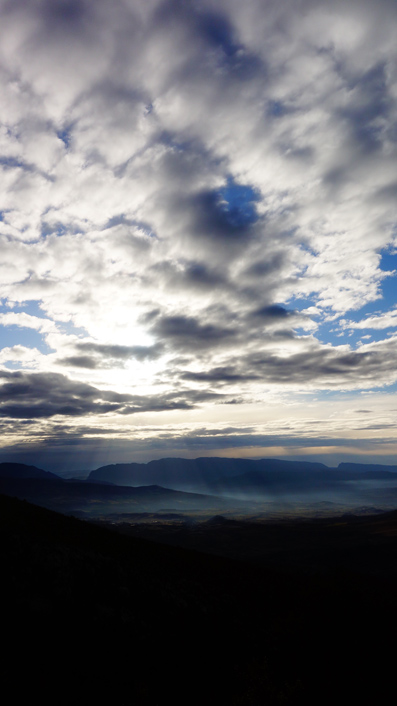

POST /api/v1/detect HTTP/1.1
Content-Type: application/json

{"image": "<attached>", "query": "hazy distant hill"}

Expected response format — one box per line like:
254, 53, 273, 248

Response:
339, 462, 397, 473
2, 457, 397, 519
0, 476, 250, 517
88, 456, 329, 490
87, 456, 397, 495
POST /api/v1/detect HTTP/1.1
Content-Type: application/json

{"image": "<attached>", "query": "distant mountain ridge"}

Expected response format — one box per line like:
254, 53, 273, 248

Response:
87, 456, 397, 493
3, 457, 397, 492
2, 457, 397, 517
88, 457, 327, 490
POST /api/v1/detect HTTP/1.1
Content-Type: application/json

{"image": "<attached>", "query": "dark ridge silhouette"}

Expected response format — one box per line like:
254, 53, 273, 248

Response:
0, 461, 61, 480
117, 507, 397, 576
2, 492, 397, 705
88, 456, 328, 486
0, 476, 254, 517
87, 456, 397, 492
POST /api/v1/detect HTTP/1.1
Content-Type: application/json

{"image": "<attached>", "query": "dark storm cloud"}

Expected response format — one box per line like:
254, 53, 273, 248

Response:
0, 369, 231, 419
0, 370, 121, 418
147, 259, 227, 294
150, 312, 237, 350
183, 260, 226, 287
119, 387, 225, 415
154, 0, 240, 58
188, 187, 260, 242
39, 0, 88, 26
0, 371, 164, 418
338, 62, 391, 153
58, 355, 98, 369
245, 340, 397, 386
244, 252, 287, 279
252, 305, 292, 319
28, 0, 108, 44
74, 342, 164, 362
153, 0, 263, 79
176, 338, 397, 388
143, 300, 309, 365
180, 366, 260, 384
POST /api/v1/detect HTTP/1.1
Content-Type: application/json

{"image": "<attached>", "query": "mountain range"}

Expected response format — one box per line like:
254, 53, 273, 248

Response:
87, 456, 397, 493
1, 456, 397, 518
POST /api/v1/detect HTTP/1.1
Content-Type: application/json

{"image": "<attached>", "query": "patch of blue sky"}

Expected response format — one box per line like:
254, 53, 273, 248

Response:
0, 299, 44, 317
315, 379, 397, 402
314, 320, 387, 349
159, 131, 213, 159
199, 12, 237, 57
378, 250, 397, 303
287, 295, 316, 312
342, 253, 397, 326
381, 380, 397, 393
289, 302, 391, 349
58, 321, 87, 337
57, 128, 71, 149
0, 156, 26, 170
104, 214, 156, 238
0, 300, 87, 339
217, 178, 260, 228
290, 247, 397, 348
198, 13, 262, 78
40, 220, 82, 239
3, 361, 26, 370
266, 100, 292, 118
327, 252, 397, 341
0, 324, 52, 354
159, 131, 188, 152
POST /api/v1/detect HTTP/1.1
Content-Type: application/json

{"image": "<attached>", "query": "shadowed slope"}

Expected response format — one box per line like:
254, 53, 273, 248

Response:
2, 493, 397, 705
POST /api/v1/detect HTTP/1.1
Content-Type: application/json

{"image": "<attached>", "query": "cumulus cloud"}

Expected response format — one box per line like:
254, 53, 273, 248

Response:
0, 311, 57, 333
341, 306, 397, 330
0, 0, 397, 464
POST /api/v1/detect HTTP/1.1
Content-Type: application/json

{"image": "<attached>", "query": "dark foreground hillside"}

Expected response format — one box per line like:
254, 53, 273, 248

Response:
1, 493, 396, 705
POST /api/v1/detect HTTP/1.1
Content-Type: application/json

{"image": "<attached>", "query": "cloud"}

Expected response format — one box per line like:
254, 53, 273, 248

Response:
0, 369, 232, 419
0, 370, 127, 418
0, 0, 397, 461
58, 355, 98, 369
341, 306, 397, 331
0, 311, 57, 333
149, 311, 237, 351
177, 335, 397, 390
58, 340, 167, 370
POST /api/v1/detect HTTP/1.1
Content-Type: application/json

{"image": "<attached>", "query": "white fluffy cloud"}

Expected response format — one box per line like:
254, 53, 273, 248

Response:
342, 307, 397, 330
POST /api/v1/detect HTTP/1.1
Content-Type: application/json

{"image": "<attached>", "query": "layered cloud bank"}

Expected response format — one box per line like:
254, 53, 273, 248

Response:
0, 0, 397, 468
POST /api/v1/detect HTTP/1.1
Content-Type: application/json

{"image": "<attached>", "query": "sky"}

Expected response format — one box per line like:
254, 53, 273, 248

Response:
1, 0, 397, 473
